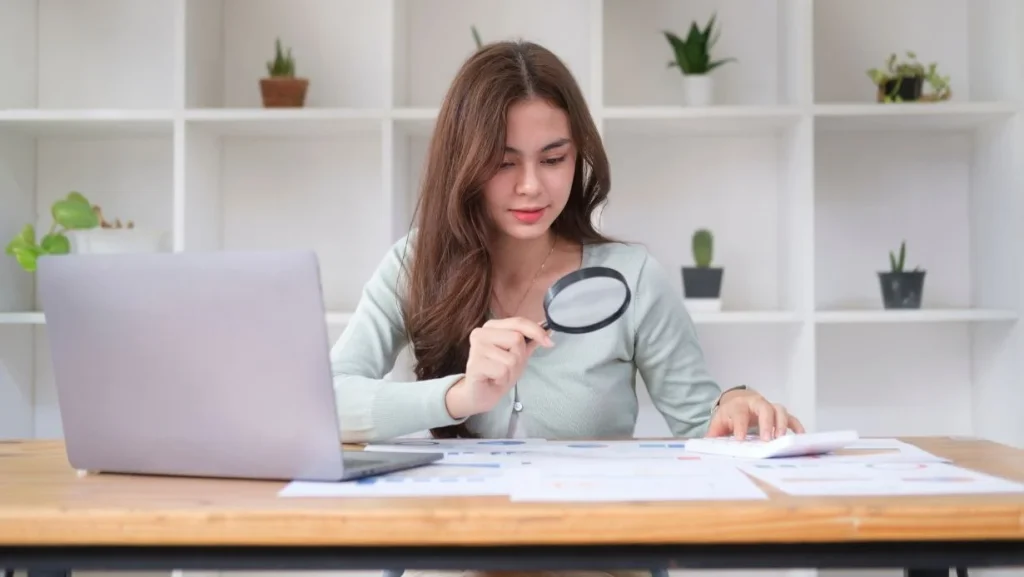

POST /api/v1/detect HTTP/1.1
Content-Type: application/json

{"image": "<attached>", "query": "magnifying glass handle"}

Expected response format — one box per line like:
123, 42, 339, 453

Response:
524, 321, 550, 344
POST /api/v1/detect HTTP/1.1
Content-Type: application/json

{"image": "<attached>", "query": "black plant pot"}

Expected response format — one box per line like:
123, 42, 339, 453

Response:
883, 75, 924, 102
878, 271, 926, 309
682, 267, 723, 299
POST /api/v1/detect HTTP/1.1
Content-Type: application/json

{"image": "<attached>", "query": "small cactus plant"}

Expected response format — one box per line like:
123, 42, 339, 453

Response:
266, 38, 296, 77
888, 240, 922, 273
692, 228, 713, 268
260, 37, 308, 107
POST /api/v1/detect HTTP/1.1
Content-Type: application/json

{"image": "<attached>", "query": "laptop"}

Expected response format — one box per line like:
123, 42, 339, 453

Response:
35, 249, 442, 482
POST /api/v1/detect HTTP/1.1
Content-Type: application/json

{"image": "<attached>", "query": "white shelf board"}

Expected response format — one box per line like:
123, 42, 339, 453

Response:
689, 311, 803, 325
0, 109, 174, 136
183, 108, 384, 136
601, 106, 804, 136
815, 309, 1019, 323
0, 311, 355, 326
0, 312, 45, 325
813, 102, 1018, 132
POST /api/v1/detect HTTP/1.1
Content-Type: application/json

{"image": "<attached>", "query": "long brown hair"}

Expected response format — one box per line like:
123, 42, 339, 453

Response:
400, 40, 613, 438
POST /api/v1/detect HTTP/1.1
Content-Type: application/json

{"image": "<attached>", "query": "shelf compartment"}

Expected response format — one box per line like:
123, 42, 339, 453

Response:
0, 126, 175, 316
185, 0, 390, 109
813, 0, 1016, 104
0, 0, 177, 110
816, 323, 978, 437
180, 122, 389, 314
599, 121, 811, 314
813, 122, 1019, 313
602, 0, 808, 107
392, 0, 597, 108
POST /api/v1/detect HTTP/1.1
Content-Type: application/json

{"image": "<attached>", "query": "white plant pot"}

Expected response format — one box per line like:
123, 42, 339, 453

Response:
683, 298, 722, 313
66, 229, 171, 255
681, 74, 714, 106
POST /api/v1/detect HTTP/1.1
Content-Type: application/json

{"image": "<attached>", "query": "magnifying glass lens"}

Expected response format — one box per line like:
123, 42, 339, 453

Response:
546, 276, 629, 330
538, 266, 631, 336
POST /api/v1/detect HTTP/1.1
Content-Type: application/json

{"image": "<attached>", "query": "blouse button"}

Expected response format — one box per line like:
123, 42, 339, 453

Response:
513, 401, 523, 412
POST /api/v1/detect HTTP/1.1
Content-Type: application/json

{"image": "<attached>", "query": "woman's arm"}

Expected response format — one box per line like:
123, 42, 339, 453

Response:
331, 237, 467, 442
632, 251, 723, 438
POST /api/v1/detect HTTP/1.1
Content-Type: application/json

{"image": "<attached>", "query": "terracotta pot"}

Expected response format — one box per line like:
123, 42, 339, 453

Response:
260, 77, 309, 107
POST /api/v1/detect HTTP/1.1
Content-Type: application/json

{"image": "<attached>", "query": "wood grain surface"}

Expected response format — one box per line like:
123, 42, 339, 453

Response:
0, 437, 1022, 546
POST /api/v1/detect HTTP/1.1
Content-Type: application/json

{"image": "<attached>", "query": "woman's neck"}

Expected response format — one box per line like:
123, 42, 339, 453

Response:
490, 231, 557, 287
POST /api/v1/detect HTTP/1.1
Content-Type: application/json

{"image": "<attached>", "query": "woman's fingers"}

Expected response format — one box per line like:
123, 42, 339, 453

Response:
788, 414, 806, 434
484, 317, 553, 347
772, 403, 790, 439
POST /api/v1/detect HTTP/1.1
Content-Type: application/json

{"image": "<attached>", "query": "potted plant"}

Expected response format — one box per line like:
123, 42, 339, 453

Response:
260, 38, 308, 108
878, 240, 925, 309
663, 13, 736, 106
681, 228, 723, 312
4, 191, 168, 272
471, 25, 483, 50
866, 51, 951, 103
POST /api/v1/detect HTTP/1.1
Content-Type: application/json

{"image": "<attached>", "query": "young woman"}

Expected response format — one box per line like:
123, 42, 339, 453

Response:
330, 40, 804, 446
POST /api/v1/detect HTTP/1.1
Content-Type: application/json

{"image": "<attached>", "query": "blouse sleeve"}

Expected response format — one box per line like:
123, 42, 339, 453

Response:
330, 236, 467, 442
631, 252, 723, 437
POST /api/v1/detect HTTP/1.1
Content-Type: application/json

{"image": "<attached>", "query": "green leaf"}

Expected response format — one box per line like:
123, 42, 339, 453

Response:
52, 198, 99, 230
40, 232, 70, 255
706, 57, 737, 73
65, 191, 91, 207
10, 245, 41, 272
5, 224, 34, 256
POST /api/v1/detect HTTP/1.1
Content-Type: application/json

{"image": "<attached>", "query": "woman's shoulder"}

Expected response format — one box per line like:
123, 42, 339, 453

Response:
583, 240, 669, 292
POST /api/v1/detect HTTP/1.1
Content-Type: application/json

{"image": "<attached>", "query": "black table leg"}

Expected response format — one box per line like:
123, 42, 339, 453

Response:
906, 569, 970, 577
27, 571, 70, 577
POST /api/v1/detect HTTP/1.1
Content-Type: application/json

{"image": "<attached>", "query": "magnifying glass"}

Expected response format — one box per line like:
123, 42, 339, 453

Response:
526, 266, 632, 342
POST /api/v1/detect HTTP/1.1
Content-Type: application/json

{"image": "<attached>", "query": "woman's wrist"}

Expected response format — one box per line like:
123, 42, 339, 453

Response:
444, 377, 473, 420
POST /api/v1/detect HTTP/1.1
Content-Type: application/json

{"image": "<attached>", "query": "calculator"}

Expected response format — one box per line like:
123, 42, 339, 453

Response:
684, 430, 860, 459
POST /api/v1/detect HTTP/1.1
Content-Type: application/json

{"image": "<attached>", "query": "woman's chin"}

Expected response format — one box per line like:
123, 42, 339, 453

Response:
497, 218, 552, 240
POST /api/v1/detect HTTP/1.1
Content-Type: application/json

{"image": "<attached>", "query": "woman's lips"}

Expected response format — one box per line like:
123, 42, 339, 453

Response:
510, 207, 546, 224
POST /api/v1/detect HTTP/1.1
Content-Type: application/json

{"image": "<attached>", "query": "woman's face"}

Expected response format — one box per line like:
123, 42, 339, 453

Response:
482, 97, 577, 242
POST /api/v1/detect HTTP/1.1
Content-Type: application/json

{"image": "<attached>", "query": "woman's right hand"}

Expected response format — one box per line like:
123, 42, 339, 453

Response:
444, 317, 553, 419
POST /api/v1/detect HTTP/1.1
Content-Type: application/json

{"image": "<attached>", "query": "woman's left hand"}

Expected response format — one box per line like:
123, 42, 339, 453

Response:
705, 388, 805, 440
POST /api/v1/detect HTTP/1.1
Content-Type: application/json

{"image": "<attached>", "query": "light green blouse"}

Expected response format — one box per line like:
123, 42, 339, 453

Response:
330, 234, 723, 442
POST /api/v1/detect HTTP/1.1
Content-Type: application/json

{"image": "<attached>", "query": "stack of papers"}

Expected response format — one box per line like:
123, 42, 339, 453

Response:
277, 436, 1024, 502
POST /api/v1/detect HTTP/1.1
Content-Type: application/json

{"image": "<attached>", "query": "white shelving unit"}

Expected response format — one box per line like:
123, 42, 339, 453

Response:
1, 0, 1023, 466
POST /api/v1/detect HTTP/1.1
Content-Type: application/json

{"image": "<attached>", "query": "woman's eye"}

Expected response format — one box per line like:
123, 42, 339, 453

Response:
544, 156, 566, 165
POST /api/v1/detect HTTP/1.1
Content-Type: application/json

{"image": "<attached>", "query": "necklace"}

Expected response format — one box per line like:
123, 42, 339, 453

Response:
493, 239, 556, 318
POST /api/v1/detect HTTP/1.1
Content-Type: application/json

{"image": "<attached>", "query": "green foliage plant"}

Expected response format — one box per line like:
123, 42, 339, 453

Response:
5, 191, 99, 272
663, 13, 736, 75
867, 51, 951, 103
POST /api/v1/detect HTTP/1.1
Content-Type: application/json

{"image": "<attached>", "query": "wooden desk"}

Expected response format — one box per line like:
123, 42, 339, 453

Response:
1, 436, 1023, 573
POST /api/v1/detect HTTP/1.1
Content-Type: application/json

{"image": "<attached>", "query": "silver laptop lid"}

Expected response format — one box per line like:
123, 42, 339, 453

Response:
36, 250, 346, 481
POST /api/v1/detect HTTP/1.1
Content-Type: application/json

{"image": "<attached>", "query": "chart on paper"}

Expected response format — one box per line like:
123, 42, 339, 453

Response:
738, 460, 1024, 496
366, 438, 697, 460
278, 462, 513, 497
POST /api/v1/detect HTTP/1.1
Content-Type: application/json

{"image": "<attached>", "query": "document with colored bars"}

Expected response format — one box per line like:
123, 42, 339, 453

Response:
277, 436, 1024, 501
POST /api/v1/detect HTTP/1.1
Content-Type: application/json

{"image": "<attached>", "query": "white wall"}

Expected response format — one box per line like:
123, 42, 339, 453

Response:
0, 1, 1022, 577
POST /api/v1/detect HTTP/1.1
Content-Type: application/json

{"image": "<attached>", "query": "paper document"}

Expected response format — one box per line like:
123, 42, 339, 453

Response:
367, 438, 696, 460
278, 461, 515, 497
507, 459, 768, 502
738, 460, 1024, 496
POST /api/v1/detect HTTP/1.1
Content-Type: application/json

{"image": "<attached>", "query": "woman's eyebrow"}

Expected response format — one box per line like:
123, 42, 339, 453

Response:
505, 138, 571, 154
